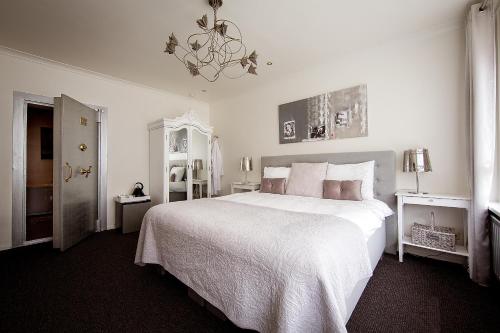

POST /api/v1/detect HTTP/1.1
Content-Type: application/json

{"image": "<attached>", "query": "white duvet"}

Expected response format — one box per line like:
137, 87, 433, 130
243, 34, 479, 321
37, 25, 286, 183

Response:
135, 193, 392, 333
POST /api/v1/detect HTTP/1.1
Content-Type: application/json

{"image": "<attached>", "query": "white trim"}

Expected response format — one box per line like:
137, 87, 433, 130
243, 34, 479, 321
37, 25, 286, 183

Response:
12, 92, 108, 248
0, 45, 208, 103
12, 92, 54, 248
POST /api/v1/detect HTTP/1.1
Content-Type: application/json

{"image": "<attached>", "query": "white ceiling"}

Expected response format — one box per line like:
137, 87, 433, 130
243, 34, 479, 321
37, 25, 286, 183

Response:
0, 0, 470, 102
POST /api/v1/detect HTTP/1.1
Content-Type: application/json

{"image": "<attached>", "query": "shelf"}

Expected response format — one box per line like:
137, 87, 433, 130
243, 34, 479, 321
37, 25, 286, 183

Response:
169, 152, 187, 161
403, 236, 468, 257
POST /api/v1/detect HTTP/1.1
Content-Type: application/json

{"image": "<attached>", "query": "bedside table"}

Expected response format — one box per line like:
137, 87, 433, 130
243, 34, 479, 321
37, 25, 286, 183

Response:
114, 196, 153, 234
396, 191, 471, 264
231, 182, 260, 194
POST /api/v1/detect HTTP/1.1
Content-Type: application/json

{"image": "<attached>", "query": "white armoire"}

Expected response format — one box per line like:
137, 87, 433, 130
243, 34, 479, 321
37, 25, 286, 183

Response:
148, 111, 213, 204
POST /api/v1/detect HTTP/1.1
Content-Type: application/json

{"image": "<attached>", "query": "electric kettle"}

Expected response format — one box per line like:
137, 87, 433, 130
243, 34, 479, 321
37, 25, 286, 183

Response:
131, 182, 146, 197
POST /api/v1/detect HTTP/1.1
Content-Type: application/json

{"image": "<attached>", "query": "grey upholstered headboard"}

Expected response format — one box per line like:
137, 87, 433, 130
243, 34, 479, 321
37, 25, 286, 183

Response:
260, 150, 397, 253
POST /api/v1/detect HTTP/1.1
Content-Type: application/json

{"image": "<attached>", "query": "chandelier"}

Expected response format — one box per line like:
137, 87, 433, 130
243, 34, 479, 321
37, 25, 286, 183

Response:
164, 0, 258, 82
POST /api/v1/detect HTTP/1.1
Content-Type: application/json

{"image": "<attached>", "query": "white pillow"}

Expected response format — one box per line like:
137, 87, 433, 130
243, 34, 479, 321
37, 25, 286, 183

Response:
326, 161, 375, 200
263, 167, 291, 180
170, 166, 186, 182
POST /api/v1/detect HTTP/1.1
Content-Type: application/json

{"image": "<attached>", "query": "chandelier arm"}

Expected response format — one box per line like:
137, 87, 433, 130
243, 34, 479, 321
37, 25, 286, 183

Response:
216, 20, 243, 42
186, 29, 212, 47
178, 49, 221, 81
216, 39, 242, 67
213, 19, 245, 65
186, 30, 212, 62
197, 60, 222, 82
195, 29, 217, 65
212, 31, 237, 66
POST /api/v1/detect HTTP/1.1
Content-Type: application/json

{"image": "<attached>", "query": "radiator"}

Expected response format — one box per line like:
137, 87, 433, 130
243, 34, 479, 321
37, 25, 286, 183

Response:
492, 214, 500, 280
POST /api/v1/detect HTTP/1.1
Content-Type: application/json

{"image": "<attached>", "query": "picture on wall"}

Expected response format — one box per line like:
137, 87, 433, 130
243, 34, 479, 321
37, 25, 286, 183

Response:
278, 84, 368, 144
283, 120, 296, 140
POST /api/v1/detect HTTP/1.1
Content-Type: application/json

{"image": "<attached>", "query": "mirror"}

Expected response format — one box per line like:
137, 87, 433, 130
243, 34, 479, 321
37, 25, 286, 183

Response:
191, 129, 209, 199
168, 128, 188, 202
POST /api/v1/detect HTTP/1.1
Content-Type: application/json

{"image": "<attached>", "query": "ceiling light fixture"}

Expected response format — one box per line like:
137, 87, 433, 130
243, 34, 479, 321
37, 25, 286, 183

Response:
164, 0, 258, 82
266, 61, 273, 66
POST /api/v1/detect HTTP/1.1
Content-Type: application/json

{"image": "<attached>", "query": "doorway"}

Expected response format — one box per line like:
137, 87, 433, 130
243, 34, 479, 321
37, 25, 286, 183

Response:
26, 103, 54, 242
12, 92, 108, 250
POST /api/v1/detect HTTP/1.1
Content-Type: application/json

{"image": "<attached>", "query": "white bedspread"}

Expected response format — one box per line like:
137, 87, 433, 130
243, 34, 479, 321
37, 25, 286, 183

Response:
135, 194, 389, 333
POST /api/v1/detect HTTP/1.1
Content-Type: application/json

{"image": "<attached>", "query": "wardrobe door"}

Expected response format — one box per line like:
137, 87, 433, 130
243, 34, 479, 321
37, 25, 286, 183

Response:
167, 127, 189, 202
190, 127, 211, 199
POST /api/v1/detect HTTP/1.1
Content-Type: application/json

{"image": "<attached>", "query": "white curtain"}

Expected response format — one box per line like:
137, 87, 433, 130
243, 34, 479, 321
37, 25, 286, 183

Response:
466, 2, 497, 285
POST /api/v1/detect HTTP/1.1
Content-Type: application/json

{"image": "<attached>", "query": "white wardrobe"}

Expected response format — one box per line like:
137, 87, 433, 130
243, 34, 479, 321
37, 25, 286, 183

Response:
148, 111, 213, 204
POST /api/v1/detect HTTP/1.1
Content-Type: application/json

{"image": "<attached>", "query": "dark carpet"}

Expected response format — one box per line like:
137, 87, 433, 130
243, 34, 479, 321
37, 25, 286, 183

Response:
1, 231, 499, 333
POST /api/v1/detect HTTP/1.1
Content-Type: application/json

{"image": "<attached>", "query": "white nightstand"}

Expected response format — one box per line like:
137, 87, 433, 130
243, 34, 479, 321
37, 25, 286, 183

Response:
231, 182, 260, 194
396, 191, 471, 264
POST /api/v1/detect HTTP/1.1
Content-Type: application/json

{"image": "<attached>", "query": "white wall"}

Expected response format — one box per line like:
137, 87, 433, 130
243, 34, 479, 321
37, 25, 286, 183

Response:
0, 48, 209, 250
211, 26, 468, 197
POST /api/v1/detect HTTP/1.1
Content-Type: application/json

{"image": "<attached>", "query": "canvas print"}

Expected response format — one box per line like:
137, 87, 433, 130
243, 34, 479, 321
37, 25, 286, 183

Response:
329, 85, 368, 140
278, 84, 367, 144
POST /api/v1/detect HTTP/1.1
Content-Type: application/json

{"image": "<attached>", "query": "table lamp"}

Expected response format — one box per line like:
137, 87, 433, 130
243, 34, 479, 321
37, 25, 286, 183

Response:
240, 156, 253, 184
403, 148, 432, 194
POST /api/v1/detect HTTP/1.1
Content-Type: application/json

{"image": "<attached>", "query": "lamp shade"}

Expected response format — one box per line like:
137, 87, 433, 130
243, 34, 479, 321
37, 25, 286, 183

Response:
240, 157, 253, 172
193, 159, 203, 171
403, 148, 432, 173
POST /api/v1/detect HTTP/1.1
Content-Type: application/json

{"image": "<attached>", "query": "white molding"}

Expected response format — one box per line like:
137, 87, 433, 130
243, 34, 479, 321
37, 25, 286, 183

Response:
148, 110, 213, 134
0, 45, 204, 102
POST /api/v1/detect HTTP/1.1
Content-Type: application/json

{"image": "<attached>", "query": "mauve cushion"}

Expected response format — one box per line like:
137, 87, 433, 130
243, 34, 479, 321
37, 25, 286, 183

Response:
285, 162, 328, 198
323, 180, 363, 201
260, 178, 286, 194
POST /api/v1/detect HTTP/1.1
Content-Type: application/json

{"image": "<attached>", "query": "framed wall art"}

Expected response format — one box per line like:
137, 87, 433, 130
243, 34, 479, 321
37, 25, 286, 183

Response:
278, 84, 367, 144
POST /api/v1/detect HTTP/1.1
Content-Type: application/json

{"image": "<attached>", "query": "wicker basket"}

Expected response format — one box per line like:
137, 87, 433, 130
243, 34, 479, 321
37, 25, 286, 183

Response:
411, 212, 456, 252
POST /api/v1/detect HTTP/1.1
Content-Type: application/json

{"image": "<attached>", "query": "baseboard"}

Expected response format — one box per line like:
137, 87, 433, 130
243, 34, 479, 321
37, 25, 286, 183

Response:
0, 244, 12, 252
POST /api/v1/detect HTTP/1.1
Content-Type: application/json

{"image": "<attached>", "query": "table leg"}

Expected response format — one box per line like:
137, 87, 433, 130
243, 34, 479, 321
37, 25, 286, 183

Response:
397, 196, 404, 262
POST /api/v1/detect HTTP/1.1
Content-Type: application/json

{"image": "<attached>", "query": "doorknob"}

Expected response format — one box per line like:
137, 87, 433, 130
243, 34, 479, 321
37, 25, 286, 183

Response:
64, 162, 73, 182
79, 166, 92, 178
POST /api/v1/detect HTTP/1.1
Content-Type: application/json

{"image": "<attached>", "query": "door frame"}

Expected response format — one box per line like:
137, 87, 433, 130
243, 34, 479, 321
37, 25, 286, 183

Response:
12, 91, 108, 248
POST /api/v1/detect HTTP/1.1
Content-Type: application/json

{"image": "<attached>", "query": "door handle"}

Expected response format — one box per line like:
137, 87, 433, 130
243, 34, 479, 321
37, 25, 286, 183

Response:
64, 162, 73, 182
79, 166, 92, 178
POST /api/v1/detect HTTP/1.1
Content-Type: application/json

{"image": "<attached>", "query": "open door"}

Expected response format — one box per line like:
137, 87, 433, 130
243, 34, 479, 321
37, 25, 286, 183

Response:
53, 95, 98, 251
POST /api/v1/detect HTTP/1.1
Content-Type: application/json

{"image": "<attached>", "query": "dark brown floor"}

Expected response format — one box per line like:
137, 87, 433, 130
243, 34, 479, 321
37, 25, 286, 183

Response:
1, 231, 499, 333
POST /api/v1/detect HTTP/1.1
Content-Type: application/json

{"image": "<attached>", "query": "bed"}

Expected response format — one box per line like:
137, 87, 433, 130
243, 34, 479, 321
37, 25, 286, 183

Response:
135, 151, 396, 333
